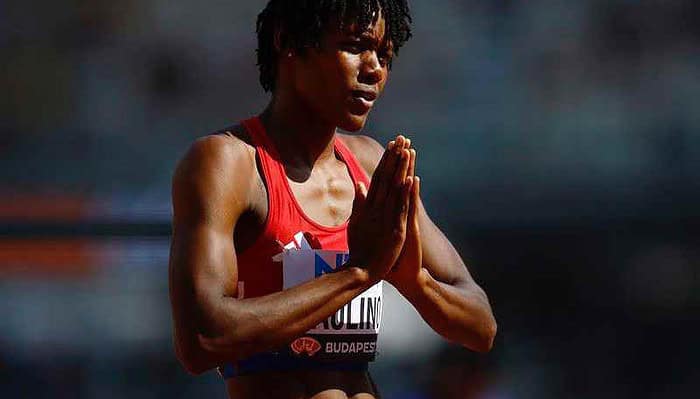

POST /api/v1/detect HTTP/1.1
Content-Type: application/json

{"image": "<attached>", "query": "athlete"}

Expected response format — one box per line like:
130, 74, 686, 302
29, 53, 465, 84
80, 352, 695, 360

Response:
168, 1, 496, 398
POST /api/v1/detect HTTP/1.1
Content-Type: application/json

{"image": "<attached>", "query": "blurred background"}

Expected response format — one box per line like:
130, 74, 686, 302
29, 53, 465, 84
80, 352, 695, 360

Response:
1, 0, 699, 397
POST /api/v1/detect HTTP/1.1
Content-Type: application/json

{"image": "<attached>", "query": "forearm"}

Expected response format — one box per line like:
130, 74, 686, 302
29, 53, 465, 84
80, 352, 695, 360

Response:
402, 268, 496, 353
192, 265, 373, 368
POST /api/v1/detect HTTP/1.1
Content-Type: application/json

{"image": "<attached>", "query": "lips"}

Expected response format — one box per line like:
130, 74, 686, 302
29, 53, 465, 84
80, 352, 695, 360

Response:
352, 90, 378, 102
349, 89, 378, 115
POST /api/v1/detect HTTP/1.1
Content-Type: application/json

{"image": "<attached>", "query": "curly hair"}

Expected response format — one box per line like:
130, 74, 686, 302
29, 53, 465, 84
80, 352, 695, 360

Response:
255, 0, 412, 92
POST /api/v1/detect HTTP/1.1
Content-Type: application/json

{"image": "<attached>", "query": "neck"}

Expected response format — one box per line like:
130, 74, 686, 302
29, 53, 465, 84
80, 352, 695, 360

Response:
260, 90, 338, 170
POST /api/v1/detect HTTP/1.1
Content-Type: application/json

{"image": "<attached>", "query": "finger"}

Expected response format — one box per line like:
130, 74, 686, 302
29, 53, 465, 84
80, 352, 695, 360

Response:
366, 141, 395, 205
351, 182, 368, 214
395, 176, 413, 230
376, 141, 395, 178
408, 148, 416, 178
410, 176, 421, 232
372, 141, 402, 204
406, 175, 419, 237
395, 135, 404, 150
373, 134, 405, 204
393, 149, 410, 188
384, 149, 409, 223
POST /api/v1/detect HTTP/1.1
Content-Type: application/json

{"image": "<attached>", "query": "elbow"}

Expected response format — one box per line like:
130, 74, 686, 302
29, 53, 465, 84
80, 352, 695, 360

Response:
180, 357, 209, 376
473, 316, 497, 353
443, 313, 497, 353
472, 288, 497, 353
172, 315, 250, 374
174, 338, 210, 375
174, 328, 238, 375
175, 347, 204, 375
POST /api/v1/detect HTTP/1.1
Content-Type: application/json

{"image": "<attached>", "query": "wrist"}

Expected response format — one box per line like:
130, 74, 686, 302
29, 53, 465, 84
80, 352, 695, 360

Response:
399, 267, 431, 301
341, 261, 375, 289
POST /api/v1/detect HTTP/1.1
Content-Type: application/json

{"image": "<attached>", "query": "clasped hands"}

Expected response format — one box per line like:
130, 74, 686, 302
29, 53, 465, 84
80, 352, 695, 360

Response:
347, 135, 425, 295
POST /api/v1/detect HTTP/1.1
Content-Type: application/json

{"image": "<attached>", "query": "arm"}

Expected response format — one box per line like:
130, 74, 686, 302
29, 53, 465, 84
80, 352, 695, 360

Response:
169, 134, 412, 374
342, 135, 497, 353
396, 191, 497, 353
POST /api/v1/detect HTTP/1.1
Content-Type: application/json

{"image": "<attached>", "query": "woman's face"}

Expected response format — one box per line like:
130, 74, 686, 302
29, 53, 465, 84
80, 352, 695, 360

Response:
290, 15, 393, 132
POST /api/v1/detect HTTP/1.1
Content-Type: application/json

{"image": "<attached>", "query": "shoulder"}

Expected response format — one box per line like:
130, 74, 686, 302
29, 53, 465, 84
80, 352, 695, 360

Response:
337, 133, 385, 177
175, 126, 255, 184
172, 126, 257, 217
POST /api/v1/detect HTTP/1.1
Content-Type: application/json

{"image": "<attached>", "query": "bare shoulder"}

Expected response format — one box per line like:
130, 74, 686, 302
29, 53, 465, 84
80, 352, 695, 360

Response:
172, 126, 257, 221
337, 133, 385, 177
174, 126, 255, 187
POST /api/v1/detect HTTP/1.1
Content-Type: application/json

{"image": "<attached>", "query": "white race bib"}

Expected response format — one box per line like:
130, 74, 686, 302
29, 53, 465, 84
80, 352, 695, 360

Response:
280, 247, 382, 361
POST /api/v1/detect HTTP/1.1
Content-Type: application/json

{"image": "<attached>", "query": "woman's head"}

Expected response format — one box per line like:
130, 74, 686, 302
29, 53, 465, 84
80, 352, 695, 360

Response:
256, 0, 412, 131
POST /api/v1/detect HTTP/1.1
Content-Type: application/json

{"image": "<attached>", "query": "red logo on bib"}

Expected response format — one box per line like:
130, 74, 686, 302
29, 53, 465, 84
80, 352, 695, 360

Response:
290, 337, 321, 356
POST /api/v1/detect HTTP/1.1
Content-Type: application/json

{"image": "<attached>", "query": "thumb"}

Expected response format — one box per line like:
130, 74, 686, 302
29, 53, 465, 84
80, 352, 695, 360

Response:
351, 182, 368, 214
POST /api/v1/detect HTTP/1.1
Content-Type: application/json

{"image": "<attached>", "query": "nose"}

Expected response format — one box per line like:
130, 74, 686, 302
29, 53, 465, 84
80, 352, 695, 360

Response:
359, 50, 384, 86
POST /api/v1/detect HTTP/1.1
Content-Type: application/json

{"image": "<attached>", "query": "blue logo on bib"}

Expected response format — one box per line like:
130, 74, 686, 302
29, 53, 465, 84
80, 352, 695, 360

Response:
315, 253, 350, 277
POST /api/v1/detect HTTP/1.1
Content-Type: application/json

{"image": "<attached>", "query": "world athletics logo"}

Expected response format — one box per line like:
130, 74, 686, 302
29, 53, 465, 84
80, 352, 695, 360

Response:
290, 336, 322, 356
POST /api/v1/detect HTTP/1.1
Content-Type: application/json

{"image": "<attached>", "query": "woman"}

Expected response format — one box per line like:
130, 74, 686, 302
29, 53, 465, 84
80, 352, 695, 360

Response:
169, 1, 496, 398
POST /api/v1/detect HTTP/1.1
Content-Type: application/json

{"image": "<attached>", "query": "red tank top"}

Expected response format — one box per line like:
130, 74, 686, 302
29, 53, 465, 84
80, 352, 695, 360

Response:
236, 116, 371, 298
220, 117, 382, 378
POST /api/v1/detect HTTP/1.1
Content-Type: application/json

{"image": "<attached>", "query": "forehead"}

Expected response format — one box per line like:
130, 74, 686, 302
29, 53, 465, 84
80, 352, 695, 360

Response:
345, 12, 385, 36
329, 10, 387, 42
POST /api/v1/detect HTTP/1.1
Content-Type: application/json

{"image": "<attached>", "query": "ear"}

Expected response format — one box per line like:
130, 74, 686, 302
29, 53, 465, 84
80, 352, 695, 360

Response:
273, 26, 283, 52
273, 25, 291, 56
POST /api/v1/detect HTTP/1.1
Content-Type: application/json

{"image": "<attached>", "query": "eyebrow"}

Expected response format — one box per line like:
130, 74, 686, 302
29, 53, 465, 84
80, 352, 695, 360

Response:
346, 31, 388, 48
339, 23, 394, 52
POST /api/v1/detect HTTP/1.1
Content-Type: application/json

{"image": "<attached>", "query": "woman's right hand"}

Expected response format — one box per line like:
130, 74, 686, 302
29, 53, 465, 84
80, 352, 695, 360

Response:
347, 135, 414, 283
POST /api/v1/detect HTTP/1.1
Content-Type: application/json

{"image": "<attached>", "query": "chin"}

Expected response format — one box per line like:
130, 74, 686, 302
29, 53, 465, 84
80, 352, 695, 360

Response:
338, 113, 369, 132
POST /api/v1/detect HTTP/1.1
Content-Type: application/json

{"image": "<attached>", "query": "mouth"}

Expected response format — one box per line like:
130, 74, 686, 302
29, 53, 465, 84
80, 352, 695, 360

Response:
352, 90, 378, 102
351, 89, 378, 110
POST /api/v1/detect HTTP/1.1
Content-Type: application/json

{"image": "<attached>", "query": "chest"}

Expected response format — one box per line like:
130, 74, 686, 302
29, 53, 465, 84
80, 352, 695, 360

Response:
285, 160, 356, 227
235, 153, 358, 254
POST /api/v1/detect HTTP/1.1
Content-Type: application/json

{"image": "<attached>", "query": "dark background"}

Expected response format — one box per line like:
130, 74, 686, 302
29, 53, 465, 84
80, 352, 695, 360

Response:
1, 1, 699, 398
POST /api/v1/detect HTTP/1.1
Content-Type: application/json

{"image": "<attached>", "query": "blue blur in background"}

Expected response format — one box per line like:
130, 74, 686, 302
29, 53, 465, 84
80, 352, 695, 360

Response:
1, 1, 699, 398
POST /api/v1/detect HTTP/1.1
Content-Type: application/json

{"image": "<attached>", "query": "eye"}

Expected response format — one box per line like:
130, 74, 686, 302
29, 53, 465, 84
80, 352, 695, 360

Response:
379, 54, 391, 66
341, 41, 364, 54
378, 51, 393, 67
